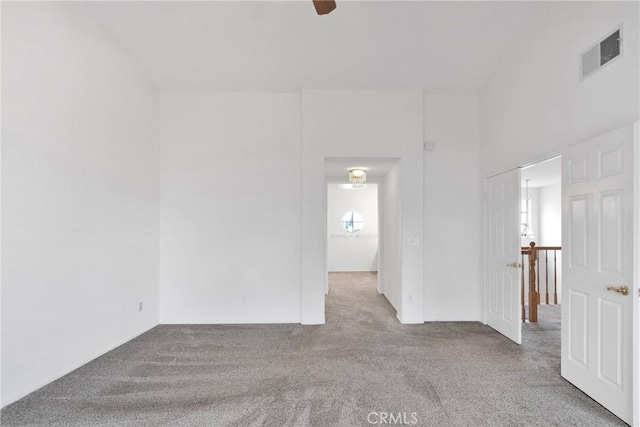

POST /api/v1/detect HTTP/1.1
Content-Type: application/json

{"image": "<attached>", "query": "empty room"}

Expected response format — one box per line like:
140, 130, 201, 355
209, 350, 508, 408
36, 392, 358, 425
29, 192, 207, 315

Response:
2, 1, 639, 426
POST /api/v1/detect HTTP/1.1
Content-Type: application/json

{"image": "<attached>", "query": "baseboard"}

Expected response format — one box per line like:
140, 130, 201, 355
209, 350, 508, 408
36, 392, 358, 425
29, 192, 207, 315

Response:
423, 316, 483, 322
160, 320, 302, 325
327, 270, 378, 273
1, 323, 158, 408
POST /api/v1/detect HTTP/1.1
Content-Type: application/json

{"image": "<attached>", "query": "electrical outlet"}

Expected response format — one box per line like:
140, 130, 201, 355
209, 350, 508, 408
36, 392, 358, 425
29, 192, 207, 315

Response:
138, 302, 143, 312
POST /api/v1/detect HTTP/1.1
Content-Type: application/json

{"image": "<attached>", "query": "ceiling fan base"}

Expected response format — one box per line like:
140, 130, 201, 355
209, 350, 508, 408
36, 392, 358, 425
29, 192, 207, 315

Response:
313, 0, 337, 15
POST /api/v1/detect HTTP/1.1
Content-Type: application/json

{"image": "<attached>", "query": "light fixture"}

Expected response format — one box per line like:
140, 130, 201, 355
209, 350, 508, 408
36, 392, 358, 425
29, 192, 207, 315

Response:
349, 168, 366, 188
521, 179, 534, 238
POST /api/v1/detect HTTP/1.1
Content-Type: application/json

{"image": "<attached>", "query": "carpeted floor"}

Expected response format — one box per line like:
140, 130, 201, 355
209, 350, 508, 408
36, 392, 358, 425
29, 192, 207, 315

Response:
1, 272, 625, 426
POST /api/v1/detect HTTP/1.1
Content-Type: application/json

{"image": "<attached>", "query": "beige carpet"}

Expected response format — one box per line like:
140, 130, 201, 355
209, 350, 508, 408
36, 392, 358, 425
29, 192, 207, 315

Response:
1, 272, 625, 426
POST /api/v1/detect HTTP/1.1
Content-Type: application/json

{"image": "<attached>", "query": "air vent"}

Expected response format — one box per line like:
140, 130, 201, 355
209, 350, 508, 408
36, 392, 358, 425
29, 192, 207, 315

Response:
580, 27, 622, 80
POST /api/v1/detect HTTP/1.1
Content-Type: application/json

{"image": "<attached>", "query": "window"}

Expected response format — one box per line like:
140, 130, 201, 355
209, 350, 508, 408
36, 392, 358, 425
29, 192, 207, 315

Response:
342, 211, 364, 233
521, 198, 534, 238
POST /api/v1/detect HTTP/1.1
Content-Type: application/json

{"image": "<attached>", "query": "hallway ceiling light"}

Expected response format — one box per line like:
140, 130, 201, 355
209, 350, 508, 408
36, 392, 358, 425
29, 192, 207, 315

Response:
349, 169, 366, 188
521, 179, 534, 239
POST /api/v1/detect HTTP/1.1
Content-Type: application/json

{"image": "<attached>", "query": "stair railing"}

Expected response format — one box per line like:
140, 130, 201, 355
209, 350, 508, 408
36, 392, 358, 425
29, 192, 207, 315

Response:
520, 242, 561, 322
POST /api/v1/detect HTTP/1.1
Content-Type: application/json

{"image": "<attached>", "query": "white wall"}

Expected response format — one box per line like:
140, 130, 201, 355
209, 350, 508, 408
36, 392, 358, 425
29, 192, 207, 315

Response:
159, 93, 301, 324
539, 184, 561, 247
302, 90, 424, 324
423, 95, 481, 321
380, 164, 402, 312
2, 3, 159, 406
327, 185, 378, 272
538, 183, 562, 304
480, 1, 639, 177
480, 2, 638, 317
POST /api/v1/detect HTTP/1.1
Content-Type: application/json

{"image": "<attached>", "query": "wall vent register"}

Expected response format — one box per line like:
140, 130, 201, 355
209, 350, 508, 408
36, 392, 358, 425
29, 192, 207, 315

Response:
580, 27, 622, 80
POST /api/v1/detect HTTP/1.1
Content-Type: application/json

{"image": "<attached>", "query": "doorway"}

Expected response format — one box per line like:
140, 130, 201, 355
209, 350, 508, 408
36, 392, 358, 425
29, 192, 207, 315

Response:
326, 182, 379, 281
323, 157, 401, 322
520, 157, 563, 377
484, 124, 638, 425
483, 155, 563, 342
326, 181, 380, 307
520, 156, 562, 326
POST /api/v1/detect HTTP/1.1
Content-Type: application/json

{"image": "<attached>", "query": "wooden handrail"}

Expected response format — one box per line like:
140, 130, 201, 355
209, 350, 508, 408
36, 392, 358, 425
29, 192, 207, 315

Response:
522, 246, 561, 251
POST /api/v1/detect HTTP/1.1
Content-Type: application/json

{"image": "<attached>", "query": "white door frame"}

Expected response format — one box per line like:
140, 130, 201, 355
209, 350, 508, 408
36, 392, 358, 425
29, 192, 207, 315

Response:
633, 121, 640, 427
322, 157, 404, 322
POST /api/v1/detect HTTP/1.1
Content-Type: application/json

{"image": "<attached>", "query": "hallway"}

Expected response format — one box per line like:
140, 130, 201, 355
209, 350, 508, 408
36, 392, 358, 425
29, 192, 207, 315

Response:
1, 273, 624, 426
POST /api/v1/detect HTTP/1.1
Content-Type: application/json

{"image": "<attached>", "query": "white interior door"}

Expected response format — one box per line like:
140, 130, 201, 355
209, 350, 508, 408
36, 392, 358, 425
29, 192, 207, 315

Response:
561, 125, 634, 424
485, 168, 522, 344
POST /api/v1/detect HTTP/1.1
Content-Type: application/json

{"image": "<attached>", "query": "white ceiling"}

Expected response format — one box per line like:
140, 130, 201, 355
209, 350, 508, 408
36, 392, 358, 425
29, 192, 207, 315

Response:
88, 1, 540, 92
522, 156, 562, 188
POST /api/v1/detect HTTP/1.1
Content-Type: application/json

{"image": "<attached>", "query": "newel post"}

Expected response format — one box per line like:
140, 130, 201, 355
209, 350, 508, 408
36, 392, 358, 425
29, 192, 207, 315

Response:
528, 242, 538, 322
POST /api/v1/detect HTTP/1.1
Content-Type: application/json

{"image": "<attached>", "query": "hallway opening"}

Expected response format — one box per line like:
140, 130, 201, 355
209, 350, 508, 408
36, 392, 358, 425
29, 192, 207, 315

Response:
324, 158, 402, 322
520, 156, 563, 379
520, 156, 562, 326
326, 182, 379, 289
325, 272, 394, 324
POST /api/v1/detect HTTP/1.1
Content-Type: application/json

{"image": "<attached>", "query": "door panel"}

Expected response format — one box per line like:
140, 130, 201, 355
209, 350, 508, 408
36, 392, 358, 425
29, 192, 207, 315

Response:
569, 195, 589, 267
485, 169, 521, 344
599, 190, 623, 273
562, 125, 634, 424
568, 289, 588, 367
598, 297, 623, 387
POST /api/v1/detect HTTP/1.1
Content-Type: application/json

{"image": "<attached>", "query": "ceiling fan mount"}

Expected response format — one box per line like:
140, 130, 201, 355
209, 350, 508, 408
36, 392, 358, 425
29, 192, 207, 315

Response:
312, 0, 336, 16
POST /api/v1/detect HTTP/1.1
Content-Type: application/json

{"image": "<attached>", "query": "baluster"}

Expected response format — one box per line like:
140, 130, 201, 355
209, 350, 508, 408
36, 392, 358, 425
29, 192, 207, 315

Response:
545, 250, 549, 304
528, 242, 537, 322
553, 250, 558, 304
536, 249, 540, 305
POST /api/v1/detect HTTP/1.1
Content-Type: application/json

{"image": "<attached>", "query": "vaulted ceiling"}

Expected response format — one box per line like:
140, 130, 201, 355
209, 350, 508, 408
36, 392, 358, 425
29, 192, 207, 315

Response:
88, 1, 541, 93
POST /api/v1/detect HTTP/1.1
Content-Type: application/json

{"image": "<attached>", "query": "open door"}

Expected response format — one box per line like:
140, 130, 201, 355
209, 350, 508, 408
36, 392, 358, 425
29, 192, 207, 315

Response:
561, 125, 634, 424
485, 168, 522, 344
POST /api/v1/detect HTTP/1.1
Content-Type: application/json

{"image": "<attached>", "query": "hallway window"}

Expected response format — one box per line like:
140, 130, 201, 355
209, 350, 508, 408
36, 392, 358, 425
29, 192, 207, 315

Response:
521, 198, 534, 238
342, 211, 364, 233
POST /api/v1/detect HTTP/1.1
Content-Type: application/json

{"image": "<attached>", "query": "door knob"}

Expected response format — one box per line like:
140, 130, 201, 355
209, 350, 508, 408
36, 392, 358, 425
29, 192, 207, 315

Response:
506, 262, 521, 268
606, 285, 629, 296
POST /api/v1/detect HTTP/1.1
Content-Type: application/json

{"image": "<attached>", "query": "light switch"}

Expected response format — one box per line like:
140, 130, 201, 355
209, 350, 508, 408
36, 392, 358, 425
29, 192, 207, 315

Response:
408, 238, 420, 247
